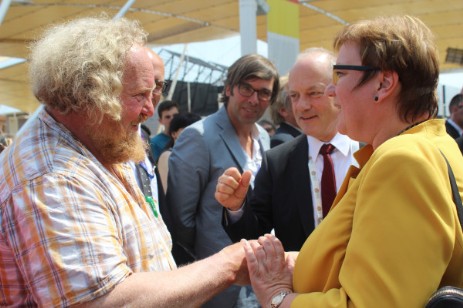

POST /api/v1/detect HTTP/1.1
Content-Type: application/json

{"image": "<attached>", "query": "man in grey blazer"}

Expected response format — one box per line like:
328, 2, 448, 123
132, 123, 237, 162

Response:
166, 54, 279, 308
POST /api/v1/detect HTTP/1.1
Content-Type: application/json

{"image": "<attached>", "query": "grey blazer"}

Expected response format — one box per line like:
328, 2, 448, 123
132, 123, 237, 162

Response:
166, 106, 269, 307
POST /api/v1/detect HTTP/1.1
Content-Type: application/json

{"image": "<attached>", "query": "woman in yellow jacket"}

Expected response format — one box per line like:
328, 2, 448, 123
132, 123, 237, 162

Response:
242, 15, 463, 308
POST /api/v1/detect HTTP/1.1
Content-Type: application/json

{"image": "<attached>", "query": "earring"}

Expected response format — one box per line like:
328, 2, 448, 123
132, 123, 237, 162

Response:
374, 96, 379, 102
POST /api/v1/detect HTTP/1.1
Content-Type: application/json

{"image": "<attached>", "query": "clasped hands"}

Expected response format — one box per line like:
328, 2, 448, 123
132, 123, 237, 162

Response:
216, 167, 295, 306
223, 234, 295, 307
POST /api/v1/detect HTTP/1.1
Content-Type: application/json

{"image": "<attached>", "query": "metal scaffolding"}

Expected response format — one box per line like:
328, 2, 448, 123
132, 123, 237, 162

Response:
158, 49, 228, 87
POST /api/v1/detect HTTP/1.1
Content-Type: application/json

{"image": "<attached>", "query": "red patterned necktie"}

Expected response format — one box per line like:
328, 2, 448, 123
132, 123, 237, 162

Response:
319, 143, 336, 218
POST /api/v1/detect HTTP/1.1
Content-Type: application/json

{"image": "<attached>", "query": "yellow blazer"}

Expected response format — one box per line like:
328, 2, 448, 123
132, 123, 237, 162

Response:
292, 119, 463, 307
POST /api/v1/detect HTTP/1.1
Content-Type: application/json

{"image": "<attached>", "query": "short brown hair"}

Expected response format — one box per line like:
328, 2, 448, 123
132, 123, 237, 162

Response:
333, 15, 439, 122
221, 54, 280, 106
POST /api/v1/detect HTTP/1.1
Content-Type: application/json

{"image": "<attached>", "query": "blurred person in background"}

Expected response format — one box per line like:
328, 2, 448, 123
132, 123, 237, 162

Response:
158, 112, 201, 193
129, 47, 166, 220
0, 134, 11, 154
445, 93, 463, 138
258, 119, 276, 137
269, 75, 301, 148
150, 100, 179, 161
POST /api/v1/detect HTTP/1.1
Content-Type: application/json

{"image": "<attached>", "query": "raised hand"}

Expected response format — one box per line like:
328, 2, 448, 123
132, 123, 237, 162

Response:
215, 167, 252, 211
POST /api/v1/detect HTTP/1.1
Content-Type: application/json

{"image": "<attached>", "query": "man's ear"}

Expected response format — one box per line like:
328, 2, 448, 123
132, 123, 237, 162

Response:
158, 113, 164, 124
225, 85, 232, 97
278, 107, 289, 118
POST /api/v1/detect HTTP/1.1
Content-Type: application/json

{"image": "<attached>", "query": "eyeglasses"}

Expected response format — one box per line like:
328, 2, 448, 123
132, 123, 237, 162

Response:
238, 82, 273, 102
153, 80, 168, 95
332, 65, 380, 85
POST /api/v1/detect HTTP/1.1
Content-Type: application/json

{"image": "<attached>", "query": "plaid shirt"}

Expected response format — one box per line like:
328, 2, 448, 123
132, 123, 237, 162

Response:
0, 108, 176, 307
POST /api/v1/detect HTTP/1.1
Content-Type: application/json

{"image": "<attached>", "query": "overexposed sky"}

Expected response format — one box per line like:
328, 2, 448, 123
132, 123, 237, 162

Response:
439, 71, 463, 92
151, 34, 268, 67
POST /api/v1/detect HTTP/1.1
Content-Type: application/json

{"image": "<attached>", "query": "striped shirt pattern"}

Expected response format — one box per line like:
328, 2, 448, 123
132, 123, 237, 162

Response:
0, 108, 176, 307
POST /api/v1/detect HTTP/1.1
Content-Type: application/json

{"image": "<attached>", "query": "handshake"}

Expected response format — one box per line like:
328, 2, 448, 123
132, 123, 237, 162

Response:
219, 234, 297, 308
214, 167, 297, 306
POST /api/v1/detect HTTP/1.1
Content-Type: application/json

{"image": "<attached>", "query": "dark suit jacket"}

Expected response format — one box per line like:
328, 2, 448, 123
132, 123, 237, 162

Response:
455, 135, 463, 156
445, 120, 461, 139
270, 122, 302, 148
224, 134, 315, 251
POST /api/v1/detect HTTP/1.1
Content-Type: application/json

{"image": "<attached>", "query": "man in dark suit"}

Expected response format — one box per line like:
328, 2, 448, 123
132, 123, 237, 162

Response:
455, 78, 463, 147
221, 134, 313, 251
269, 75, 302, 148
445, 94, 463, 139
216, 48, 359, 251
455, 135, 463, 156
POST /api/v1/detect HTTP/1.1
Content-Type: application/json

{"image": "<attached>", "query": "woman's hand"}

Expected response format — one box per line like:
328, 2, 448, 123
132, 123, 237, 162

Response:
242, 234, 293, 307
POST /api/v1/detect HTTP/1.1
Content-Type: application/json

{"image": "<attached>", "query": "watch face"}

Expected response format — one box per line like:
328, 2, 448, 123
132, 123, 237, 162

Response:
271, 292, 289, 307
271, 293, 284, 305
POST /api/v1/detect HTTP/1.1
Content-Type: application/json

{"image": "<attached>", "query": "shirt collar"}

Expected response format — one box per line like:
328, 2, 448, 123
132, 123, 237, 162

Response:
250, 123, 260, 139
307, 132, 353, 159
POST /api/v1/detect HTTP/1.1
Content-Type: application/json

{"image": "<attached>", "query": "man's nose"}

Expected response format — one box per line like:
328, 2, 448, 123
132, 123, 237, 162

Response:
248, 91, 260, 105
294, 97, 312, 110
142, 95, 155, 118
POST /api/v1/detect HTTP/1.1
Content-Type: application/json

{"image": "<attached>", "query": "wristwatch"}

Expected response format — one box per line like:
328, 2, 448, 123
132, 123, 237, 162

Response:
270, 291, 291, 308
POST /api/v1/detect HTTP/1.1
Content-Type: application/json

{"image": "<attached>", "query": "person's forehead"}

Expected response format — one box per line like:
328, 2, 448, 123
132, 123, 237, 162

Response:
126, 45, 151, 66
146, 48, 165, 79
154, 65, 164, 77
122, 47, 155, 88
152, 57, 165, 77
288, 67, 328, 90
336, 42, 361, 64
242, 77, 274, 87
162, 107, 178, 115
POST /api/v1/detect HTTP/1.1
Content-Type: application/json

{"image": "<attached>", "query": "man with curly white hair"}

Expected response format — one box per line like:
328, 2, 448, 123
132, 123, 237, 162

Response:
0, 16, 249, 307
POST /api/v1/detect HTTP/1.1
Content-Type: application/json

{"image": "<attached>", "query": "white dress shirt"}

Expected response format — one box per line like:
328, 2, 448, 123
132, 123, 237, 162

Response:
228, 133, 359, 226
307, 133, 359, 226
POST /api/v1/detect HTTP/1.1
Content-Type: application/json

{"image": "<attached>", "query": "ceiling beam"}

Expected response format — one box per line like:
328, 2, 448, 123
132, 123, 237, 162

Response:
0, 0, 12, 25
113, 0, 136, 20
